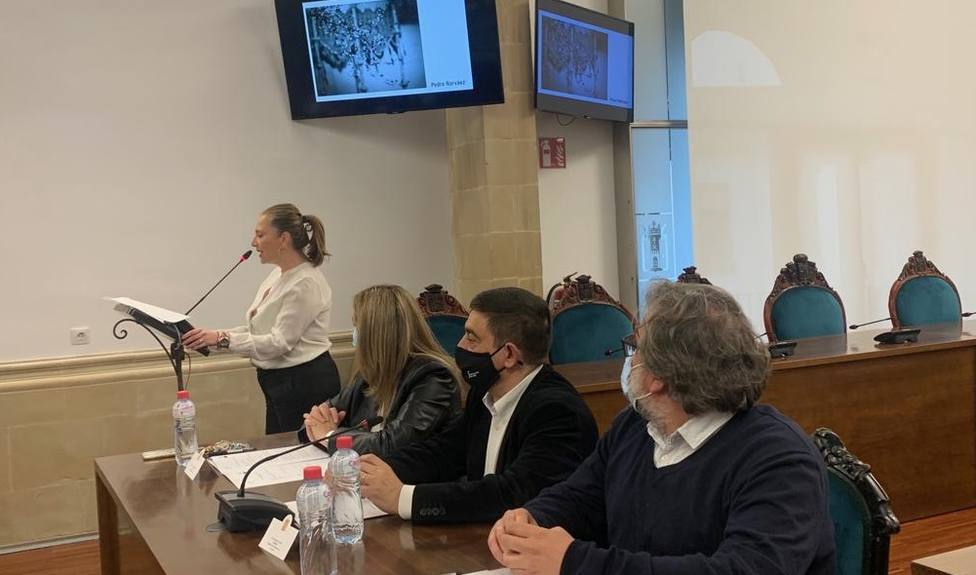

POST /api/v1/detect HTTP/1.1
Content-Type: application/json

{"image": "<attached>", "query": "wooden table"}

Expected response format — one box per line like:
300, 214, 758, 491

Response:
95, 434, 497, 575
912, 544, 976, 574
558, 322, 976, 522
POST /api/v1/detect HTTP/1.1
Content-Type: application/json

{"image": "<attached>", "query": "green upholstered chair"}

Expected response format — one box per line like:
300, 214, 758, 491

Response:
813, 428, 900, 575
549, 274, 637, 365
417, 284, 468, 355
677, 266, 712, 285
888, 251, 962, 329
763, 254, 847, 342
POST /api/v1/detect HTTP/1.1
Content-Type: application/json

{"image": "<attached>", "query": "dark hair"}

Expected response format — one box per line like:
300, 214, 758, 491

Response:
262, 203, 329, 266
470, 287, 550, 365
639, 281, 770, 415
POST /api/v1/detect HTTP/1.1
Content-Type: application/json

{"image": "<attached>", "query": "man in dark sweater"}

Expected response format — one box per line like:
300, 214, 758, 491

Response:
358, 287, 598, 524
489, 281, 836, 574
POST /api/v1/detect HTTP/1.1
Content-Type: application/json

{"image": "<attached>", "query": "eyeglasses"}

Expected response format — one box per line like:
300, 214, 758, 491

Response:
621, 333, 638, 357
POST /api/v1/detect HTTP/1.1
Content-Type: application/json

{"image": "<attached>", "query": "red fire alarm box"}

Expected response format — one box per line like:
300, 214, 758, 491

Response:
538, 137, 566, 169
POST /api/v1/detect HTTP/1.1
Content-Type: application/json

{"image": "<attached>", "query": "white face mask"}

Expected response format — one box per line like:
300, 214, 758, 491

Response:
351, 326, 358, 348
621, 356, 653, 412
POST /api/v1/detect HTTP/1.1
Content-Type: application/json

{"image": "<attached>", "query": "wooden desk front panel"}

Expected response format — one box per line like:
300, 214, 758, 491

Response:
763, 345, 976, 522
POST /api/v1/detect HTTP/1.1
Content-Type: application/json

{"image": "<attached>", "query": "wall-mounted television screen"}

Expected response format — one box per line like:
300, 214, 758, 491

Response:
274, 0, 504, 119
535, 0, 634, 122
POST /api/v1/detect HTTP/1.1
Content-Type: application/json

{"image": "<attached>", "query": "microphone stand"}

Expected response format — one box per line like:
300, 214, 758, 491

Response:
112, 312, 189, 391
111, 250, 251, 392
215, 416, 383, 532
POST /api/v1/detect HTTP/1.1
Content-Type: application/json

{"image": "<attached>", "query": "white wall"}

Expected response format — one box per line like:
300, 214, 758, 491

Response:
0, 0, 454, 361
684, 0, 976, 328
534, 0, 621, 298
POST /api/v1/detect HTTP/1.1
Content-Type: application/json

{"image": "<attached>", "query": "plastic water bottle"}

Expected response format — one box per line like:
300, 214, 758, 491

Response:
297, 465, 336, 575
172, 390, 198, 466
330, 436, 364, 544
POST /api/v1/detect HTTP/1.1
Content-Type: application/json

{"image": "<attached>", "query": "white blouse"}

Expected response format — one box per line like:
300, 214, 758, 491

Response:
225, 262, 333, 370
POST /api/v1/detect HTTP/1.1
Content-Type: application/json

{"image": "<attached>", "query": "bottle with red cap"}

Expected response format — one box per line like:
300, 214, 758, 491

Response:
296, 465, 335, 575
330, 435, 363, 543
172, 390, 197, 466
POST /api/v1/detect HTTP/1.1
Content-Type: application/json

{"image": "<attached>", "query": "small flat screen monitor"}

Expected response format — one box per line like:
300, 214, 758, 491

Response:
535, 0, 634, 122
274, 0, 504, 119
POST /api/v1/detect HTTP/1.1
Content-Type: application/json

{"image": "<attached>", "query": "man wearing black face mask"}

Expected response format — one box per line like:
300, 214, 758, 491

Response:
358, 287, 598, 524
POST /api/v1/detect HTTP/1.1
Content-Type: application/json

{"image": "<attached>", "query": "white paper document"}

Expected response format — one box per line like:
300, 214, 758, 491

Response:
286, 498, 390, 520
105, 296, 190, 323
465, 570, 512, 575
208, 445, 330, 489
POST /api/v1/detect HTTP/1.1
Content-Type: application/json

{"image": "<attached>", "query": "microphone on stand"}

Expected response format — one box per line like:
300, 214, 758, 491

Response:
754, 332, 797, 358
185, 250, 252, 315
849, 317, 921, 344
849, 317, 891, 330
215, 415, 384, 532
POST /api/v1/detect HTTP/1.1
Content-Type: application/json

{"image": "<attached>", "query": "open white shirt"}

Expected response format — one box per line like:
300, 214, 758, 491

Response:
645, 410, 734, 468
226, 262, 332, 369
397, 364, 544, 520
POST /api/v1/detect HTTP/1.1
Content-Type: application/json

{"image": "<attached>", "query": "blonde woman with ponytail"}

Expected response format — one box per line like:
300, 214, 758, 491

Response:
183, 203, 340, 434
301, 285, 463, 456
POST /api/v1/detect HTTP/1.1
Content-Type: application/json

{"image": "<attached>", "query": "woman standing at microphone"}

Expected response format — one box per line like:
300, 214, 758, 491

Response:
183, 203, 340, 434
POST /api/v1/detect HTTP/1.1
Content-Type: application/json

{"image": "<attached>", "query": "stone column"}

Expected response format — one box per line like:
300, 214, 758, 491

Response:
446, 0, 542, 305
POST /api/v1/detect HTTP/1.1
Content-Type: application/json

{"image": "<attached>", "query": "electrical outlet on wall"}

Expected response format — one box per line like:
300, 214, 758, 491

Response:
70, 327, 90, 345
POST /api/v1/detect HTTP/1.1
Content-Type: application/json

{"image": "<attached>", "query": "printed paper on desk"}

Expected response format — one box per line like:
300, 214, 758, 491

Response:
208, 445, 329, 489
258, 515, 298, 561
286, 497, 390, 520
464, 569, 512, 575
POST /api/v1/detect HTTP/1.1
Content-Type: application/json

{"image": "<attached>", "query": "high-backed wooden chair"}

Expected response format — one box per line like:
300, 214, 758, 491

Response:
813, 428, 900, 575
677, 266, 712, 285
888, 250, 962, 329
549, 274, 637, 364
546, 272, 578, 308
763, 254, 846, 342
417, 284, 468, 354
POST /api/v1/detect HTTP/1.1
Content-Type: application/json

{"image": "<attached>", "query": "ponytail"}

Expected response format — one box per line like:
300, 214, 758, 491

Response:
301, 214, 329, 266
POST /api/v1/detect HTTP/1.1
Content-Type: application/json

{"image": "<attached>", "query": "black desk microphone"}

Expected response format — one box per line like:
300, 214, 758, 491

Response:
215, 415, 383, 532
849, 317, 891, 330
849, 317, 922, 344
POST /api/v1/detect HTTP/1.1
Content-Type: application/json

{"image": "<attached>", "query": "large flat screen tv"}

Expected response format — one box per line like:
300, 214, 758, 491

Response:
274, 0, 504, 119
535, 0, 634, 122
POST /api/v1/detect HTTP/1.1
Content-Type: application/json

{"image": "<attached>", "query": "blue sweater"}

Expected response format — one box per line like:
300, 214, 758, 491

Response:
524, 404, 836, 574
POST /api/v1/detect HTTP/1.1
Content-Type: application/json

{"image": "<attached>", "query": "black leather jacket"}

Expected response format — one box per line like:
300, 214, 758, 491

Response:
299, 355, 462, 456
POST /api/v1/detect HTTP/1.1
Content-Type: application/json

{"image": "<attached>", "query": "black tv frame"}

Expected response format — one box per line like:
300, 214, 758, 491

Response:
535, 0, 634, 123
274, 0, 505, 120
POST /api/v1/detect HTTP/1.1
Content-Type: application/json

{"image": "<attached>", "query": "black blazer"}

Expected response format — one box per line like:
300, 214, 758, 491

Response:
385, 364, 598, 524
298, 355, 462, 457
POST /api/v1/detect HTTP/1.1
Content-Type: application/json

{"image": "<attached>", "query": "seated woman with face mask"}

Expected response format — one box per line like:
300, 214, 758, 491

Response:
300, 285, 463, 455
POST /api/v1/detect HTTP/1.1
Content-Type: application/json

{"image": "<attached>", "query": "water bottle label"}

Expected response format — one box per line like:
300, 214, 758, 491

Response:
258, 515, 298, 561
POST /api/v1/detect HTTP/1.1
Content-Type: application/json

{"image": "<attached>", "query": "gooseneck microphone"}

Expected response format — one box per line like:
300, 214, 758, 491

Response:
215, 415, 384, 532
849, 317, 891, 330
185, 250, 253, 316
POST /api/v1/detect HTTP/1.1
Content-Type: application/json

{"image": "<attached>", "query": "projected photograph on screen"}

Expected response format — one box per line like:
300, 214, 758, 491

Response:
304, 1, 427, 98
302, 0, 472, 102
534, 0, 633, 122
275, 0, 502, 118
541, 18, 608, 101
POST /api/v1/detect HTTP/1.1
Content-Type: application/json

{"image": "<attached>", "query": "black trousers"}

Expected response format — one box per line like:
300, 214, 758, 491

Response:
255, 351, 341, 434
